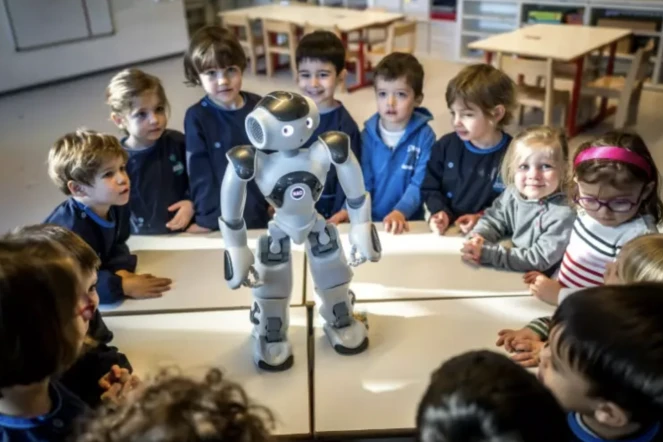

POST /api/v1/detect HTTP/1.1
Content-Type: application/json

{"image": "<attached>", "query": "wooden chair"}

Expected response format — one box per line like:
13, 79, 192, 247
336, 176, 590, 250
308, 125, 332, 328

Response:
580, 40, 655, 129
223, 14, 264, 76
348, 7, 389, 50
500, 55, 570, 127
262, 19, 298, 79
365, 20, 417, 65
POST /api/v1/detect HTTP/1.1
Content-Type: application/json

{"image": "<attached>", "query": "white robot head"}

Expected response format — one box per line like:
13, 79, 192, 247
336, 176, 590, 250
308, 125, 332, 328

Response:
245, 91, 320, 151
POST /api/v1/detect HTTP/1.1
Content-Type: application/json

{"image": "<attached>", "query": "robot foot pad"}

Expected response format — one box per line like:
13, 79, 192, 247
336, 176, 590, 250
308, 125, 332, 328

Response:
253, 335, 294, 371
258, 355, 294, 372
323, 320, 369, 355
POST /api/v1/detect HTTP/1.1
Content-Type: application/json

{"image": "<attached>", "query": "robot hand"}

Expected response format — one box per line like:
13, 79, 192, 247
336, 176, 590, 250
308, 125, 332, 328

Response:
224, 246, 261, 289
348, 222, 382, 267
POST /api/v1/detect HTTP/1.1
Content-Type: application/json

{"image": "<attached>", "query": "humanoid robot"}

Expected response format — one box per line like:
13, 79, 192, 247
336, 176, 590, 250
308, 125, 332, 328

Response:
220, 91, 382, 371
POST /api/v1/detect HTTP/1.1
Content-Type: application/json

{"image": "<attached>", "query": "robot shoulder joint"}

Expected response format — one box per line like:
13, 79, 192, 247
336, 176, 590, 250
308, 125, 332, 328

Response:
226, 145, 257, 180
319, 131, 350, 165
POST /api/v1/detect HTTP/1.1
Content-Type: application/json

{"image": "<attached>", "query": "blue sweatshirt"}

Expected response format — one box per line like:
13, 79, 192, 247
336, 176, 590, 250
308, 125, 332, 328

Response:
302, 102, 362, 218
568, 413, 662, 442
124, 129, 190, 235
45, 199, 137, 304
184, 92, 270, 230
421, 131, 511, 223
0, 382, 88, 442
361, 108, 435, 220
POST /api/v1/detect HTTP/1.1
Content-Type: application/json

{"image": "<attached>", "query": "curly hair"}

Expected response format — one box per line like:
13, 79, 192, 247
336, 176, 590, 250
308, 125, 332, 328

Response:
76, 368, 275, 442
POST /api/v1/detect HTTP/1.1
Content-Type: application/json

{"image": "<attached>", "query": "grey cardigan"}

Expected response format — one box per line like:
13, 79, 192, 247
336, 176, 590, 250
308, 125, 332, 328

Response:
470, 186, 576, 272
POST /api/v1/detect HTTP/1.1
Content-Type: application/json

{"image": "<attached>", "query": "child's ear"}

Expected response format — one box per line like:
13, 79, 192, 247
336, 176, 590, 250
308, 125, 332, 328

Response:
415, 94, 424, 106
110, 112, 125, 130
67, 180, 87, 197
594, 401, 630, 428
642, 181, 655, 200
337, 68, 347, 88
491, 105, 506, 125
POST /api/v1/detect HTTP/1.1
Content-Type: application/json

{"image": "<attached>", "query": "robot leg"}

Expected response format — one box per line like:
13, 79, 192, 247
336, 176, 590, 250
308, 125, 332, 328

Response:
306, 219, 368, 355
251, 223, 294, 371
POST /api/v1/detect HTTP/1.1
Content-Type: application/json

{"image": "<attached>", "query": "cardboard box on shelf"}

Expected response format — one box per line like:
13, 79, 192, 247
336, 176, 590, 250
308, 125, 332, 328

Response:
596, 18, 657, 54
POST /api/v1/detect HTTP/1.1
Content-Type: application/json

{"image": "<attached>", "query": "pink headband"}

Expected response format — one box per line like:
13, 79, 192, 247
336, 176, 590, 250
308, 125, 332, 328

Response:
574, 146, 652, 177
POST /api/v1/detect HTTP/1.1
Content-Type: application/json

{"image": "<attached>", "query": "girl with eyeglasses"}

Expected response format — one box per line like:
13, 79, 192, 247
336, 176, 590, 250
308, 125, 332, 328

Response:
524, 131, 661, 306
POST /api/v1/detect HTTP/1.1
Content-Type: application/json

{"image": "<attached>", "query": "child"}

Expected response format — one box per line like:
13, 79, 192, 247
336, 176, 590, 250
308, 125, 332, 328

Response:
296, 30, 362, 224
539, 283, 663, 441
183, 25, 269, 232
498, 233, 663, 368
417, 350, 569, 442
76, 368, 274, 442
0, 237, 90, 441
106, 68, 193, 235
361, 52, 436, 234
526, 131, 661, 305
46, 129, 172, 304
422, 64, 516, 236
461, 126, 575, 273
5, 224, 136, 407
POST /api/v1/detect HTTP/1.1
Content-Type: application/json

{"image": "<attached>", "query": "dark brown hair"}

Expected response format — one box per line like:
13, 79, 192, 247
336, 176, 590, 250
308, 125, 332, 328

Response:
570, 131, 662, 223
76, 368, 275, 442
445, 63, 516, 128
184, 26, 247, 86
374, 52, 424, 97
0, 238, 81, 388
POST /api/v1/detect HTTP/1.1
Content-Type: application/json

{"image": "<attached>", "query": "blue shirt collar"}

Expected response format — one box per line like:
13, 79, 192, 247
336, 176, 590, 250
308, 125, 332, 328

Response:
463, 132, 509, 154
568, 413, 661, 442
203, 93, 247, 112
0, 383, 63, 429
72, 199, 115, 229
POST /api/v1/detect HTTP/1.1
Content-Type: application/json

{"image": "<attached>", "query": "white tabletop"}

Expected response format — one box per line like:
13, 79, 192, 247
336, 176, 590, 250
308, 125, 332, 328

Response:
313, 297, 554, 435
104, 308, 310, 436
306, 224, 529, 303
100, 248, 306, 315
468, 24, 631, 62
221, 4, 404, 33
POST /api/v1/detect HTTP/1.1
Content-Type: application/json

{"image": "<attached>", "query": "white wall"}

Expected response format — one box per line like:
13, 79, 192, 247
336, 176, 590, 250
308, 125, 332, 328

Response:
0, 0, 189, 94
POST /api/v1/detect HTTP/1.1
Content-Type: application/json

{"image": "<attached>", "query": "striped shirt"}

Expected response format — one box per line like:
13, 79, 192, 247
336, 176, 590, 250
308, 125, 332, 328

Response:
558, 211, 656, 292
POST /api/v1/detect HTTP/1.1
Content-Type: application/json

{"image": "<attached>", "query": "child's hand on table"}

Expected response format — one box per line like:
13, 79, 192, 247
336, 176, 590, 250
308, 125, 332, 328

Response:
496, 327, 541, 352
509, 339, 545, 368
166, 200, 194, 231
117, 270, 172, 299
529, 274, 562, 306
186, 223, 212, 234
428, 211, 449, 235
99, 365, 140, 406
383, 210, 409, 235
455, 213, 482, 234
327, 209, 349, 225
461, 234, 484, 264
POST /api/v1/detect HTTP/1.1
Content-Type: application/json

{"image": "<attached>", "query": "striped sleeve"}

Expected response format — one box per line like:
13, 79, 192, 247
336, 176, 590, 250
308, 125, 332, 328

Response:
526, 317, 552, 340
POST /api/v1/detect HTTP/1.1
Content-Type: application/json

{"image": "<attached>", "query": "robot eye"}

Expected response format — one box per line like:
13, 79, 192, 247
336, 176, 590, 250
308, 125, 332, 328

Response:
305, 117, 313, 128
282, 125, 294, 137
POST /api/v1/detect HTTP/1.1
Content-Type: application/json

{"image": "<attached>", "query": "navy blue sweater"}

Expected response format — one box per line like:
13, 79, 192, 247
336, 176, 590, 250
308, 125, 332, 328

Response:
568, 413, 662, 442
301, 102, 362, 218
0, 382, 88, 442
421, 132, 511, 223
184, 92, 270, 230
124, 129, 190, 235
45, 199, 137, 304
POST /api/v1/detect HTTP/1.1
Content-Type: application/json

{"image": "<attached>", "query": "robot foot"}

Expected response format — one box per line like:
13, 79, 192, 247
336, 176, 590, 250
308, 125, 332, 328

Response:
323, 318, 369, 355
253, 334, 294, 371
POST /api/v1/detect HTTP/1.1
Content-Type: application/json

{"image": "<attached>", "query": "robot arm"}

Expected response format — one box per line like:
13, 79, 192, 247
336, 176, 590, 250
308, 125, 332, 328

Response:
219, 145, 259, 289
317, 131, 381, 264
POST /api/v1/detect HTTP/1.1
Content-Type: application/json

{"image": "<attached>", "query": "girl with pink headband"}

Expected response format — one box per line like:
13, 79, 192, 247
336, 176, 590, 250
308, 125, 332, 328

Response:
527, 131, 661, 305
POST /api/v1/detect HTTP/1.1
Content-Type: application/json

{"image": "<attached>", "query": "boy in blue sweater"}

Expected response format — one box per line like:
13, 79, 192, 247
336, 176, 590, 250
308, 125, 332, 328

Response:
421, 64, 516, 236
361, 52, 435, 234
183, 25, 269, 232
45, 130, 172, 304
296, 30, 362, 224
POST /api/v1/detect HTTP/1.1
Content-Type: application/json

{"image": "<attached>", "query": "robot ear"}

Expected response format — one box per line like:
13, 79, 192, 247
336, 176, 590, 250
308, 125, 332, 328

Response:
246, 113, 267, 148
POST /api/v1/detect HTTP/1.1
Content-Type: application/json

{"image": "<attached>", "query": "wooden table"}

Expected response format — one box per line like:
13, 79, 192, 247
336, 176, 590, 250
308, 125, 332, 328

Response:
468, 24, 631, 136
306, 223, 529, 303
312, 297, 554, 436
220, 4, 404, 91
104, 307, 311, 436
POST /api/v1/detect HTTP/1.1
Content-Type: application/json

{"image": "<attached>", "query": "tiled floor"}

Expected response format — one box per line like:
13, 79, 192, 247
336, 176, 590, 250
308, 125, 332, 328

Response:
0, 55, 662, 233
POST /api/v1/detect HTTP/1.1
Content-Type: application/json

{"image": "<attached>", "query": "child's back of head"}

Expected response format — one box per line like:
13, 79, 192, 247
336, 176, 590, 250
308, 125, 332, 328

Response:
77, 368, 274, 442
417, 350, 568, 442
615, 233, 663, 283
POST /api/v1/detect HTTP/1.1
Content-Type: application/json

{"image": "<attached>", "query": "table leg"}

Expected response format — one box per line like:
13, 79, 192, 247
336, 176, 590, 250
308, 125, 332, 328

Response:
495, 52, 503, 69
601, 42, 617, 118
484, 51, 493, 65
567, 56, 584, 137
346, 37, 368, 93
543, 58, 554, 126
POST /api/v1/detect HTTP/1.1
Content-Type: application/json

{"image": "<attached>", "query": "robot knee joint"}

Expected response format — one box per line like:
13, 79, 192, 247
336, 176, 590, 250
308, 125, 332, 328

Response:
259, 236, 291, 265
308, 226, 339, 257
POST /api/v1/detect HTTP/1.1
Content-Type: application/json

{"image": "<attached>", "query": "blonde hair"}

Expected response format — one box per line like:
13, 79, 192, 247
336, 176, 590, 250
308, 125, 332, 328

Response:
106, 68, 169, 115
445, 64, 517, 128
618, 234, 663, 283
500, 125, 569, 186
48, 129, 128, 195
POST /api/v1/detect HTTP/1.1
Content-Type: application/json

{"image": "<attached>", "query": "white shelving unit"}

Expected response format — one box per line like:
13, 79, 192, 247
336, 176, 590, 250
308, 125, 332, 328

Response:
457, 0, 663, 89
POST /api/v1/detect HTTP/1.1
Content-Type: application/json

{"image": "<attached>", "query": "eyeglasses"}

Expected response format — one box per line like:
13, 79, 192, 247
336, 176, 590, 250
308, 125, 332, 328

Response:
574, 196, 640, 213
